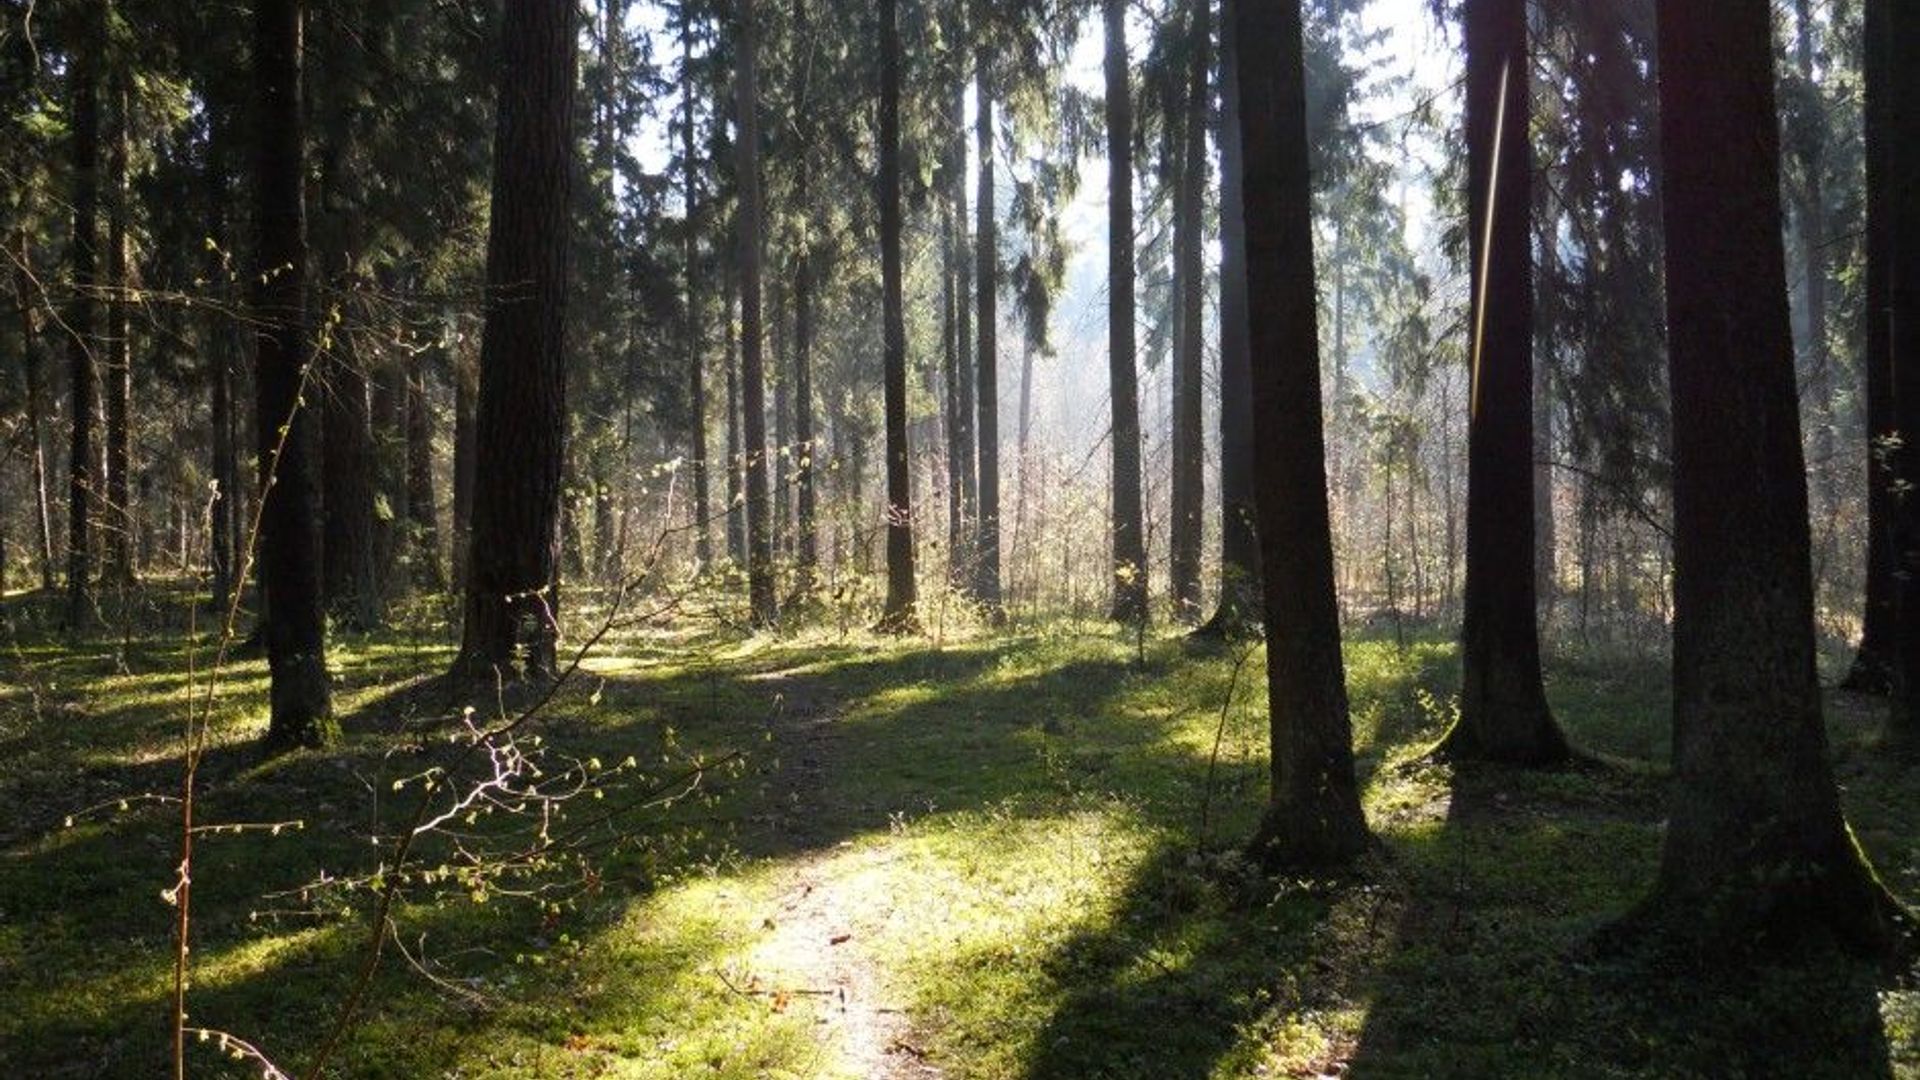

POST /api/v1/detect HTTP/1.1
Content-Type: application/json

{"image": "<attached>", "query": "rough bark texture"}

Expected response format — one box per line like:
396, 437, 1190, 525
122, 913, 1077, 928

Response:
683, 10, 711, 572
974, 56, 1003, 618
876, 0, 918, 632
454, 0, 576, 681
951, 75, 978, 594
104, 74, 134, 583
1168, 0, 1208, 624
1444, 0, 1570, 766
451, 341, 476, 590
1846, 0, 1894, 694
1632, 0, 1910, 959
319, 310, 383, 628
1237, 0, 1369, 867
66, 0, 102, 629
254, 0, 336, 750
1198, 0, 1260, 640
1891, 0, 1920, 737
735, 0, 777, 626
1104, 0, 1148, 626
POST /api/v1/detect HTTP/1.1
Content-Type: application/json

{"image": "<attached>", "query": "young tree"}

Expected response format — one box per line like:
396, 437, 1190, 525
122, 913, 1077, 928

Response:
876, 0, 918, 632
1197, 0, 1259, 639
1238, 0, 1369, 866
1104, 0, 1148, 626
1441, 0, 1571, 765
1623, 0, 1910, 957
974, 54, 1004, 618
453, 0, 576, 680
254, 0, 335, 749
735, 0, 777, 627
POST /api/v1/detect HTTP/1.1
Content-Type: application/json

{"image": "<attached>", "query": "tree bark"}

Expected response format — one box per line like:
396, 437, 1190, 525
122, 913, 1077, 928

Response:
1237, 0, 1369, 867
1444, 0, 1570, 765
454, 0, 576, 680
1845, 0, 1894, 693
406, 361, 444, 590
1890, 0, 1920, 737
65, 0, 103, 629
877, 0, 918, 631
1104, 0, 1148, 626
1624, 0, 1910, 959
1168, 0, 1208, 624
318, 296, 382, 628
735, 0, 777, 626
254, 0, 335, 750
974, 53, 1004, 618
792, 248, 818, 597
725, 269, 745, 566
451, 334, 476, 591
683, 8, 711, 572
104, 72, 134, 584
13, 223, 56, 593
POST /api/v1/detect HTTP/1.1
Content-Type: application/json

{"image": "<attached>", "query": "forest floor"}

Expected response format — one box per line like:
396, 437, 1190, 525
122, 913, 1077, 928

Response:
2, 585, 1918, 1079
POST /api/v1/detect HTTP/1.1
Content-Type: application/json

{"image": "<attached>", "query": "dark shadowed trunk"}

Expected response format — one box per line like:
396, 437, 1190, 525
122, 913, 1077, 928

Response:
254, 0, 335, 750
1443, 0, 1570, 765
451, 337, 476, 591
1104, 0, 1148, 626
735, 0, 777, 626
318, 295, 382, 629
454, 0, 576, 680
407, 361, 444, 590
1621, 0, 1910, 959
974, 53, 1003, 618
877, 0, 917, 632
725, 270, 745, 566
66, 0, 102, 629
1846, 0, 1894, 693
1891, 0, 1920, 737
1168, 0, 1208, 624
793, 248, 818, 597
1198, 0, 1259, 639
104, 72, 134, 584
14, 223, 56, 592
1237, 0, 1370, 867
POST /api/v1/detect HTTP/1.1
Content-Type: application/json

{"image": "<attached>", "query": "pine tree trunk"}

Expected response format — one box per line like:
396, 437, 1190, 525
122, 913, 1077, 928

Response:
877, 0, 917, 631
793, 248, 818, 597
104, 73, 134, 584
725, 270, 746, 566
1168, 0, 1208, 624
1889, 0, 1920, 738
454, 0, 576, 680
451, 337, 476, 591
318, 295, 382, 628
683, 9, 711, 572
254, 0, 335, 749
942, 195, 965, 589
1199, 0, 1259, 639
1446, 0, 1569, 765
1845, 0, 1894, 693
974, 55, 1004, 618
13, 223, 56, 593
1627, 0, 1910, 959
1237, 0, 1369, 867
65, 0, 102, 629
407, 363, 444, 590
1104, 0, 1148, 626
952, 78, 978, 594
1791, 0, 1837, 521
735, 0, 777, 626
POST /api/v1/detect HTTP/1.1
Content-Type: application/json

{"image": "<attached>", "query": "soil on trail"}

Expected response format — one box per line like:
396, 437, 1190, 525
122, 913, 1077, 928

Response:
728, 669, 942, 1079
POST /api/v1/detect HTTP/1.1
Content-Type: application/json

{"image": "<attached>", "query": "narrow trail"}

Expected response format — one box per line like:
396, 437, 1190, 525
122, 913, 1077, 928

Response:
727, 670, 943, 1079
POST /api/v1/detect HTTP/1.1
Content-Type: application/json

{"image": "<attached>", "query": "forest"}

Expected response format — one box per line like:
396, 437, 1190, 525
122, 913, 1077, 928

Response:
2, 0, 1919, 1075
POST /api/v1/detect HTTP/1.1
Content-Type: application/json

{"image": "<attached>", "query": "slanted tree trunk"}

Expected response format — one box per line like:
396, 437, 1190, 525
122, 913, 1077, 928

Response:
876, 0, 917, 632
974, 53, 1004, 618
1237, 0, 1370, 867
1443, 0, 1570, 765
1104, 0, 1148, 626
104, 71, 134, 584
1623, 0, 1910, 959
254, 0, 335, 750
683, 8, 711, 572
453, 0, 576, 680
1846, 0, 1894, 693
735, 0, 776, 626
66, 0, 103, 629
1168, 0, 1208, 624
1198, 0, 1259, 639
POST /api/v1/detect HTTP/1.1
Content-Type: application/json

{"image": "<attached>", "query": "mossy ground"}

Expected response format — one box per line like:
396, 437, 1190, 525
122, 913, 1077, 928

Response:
1, 586, 1915, 1078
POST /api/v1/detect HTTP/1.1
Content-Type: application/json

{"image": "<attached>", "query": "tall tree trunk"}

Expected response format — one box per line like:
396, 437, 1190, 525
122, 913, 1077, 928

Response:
1104, 0, 1148, 626
1168, 0, 1208, 624
451, 334, 477, 591
1791, 0, 1837, 520
1444, 0, 1569, 765
14, 224, 56, 592
942, 195, 965, 588
792, 248, 818, 597
1890, 0, 1920, 737
974, 53, 1003, 618
725, 270, 746, 566
318, 298, 382, 628
1626, 0, 1909, 958
1014, 340, 1036, 609
1237, 0, 1369, 866
65, 0, 103, 629
952, 77, 977, 592
735, 0, 777, 625
1198, 0, 1259, 639
877, 0, 917, 631
104, 72, 134, 584
1845, 0, 1894, 693
254, 0, 335, 749
454, 0, 576, 680
683, 9, 711, 572
407, 361, 444, 590
772, 278, 791, 561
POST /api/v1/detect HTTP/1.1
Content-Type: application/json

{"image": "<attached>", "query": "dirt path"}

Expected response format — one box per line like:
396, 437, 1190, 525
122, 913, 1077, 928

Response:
731, 671, 941, 1079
